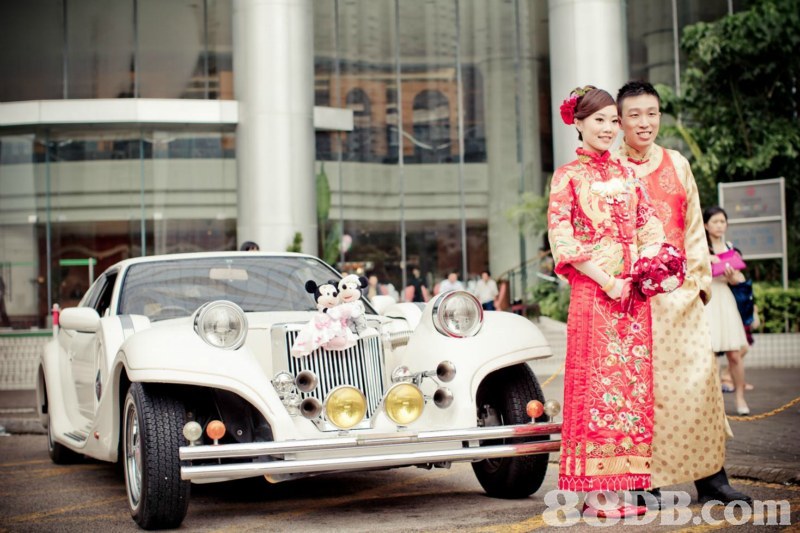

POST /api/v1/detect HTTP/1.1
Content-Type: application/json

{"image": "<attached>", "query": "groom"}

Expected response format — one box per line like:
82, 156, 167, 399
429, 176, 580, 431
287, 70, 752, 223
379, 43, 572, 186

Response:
615, 80, 751, 506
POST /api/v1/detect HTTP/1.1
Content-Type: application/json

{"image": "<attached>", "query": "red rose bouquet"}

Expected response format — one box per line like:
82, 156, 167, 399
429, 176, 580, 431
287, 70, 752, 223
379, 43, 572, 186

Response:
621, 243, 687, 313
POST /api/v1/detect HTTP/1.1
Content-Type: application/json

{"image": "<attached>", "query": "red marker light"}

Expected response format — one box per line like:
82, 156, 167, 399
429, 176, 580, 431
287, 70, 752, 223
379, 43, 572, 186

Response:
526, 400, 544, 419
206, 420, 226, 441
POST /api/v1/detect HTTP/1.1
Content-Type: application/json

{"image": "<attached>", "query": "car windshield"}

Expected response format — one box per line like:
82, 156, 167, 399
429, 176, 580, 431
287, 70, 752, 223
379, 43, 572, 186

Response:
117, 256, 370, 321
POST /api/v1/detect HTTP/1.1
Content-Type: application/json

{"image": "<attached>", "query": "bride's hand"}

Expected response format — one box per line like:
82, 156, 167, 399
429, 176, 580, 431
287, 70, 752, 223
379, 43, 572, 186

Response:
605, 278, 624, 300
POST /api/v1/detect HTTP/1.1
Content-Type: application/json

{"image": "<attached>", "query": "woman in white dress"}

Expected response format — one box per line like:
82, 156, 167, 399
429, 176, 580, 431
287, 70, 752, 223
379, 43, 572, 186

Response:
703, 206, 749, 415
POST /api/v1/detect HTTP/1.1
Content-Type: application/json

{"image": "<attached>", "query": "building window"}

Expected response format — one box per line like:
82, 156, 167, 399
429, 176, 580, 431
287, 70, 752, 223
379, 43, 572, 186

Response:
344, 88, 374, 162
412, 89, 451, 163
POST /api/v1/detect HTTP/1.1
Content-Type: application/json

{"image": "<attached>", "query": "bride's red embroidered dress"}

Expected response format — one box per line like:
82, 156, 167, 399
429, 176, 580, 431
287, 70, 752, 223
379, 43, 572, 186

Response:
548, 148, 666, 492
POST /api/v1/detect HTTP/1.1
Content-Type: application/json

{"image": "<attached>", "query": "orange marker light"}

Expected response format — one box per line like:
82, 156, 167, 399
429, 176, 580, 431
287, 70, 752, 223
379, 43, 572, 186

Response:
206, 420, 226, 441
526, 400, 544, 419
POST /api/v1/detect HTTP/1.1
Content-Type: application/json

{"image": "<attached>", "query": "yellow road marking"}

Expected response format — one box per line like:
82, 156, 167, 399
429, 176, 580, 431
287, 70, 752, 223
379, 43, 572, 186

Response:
0, 459, 50, 468
0, 463, 106, 481
469, 515, 547, 532
4, 496, 125, 524
673, 497, 799, 532
464, 494, 799, 532
11, 513, 122, 526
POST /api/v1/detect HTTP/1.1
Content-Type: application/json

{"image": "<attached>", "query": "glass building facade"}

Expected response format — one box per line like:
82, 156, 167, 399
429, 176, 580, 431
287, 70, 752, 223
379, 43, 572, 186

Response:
0, 0, 742, 328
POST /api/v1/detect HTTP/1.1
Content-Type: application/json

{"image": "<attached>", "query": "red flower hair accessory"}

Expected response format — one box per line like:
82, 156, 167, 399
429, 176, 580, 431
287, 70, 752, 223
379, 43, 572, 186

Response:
559, 86, 591, 125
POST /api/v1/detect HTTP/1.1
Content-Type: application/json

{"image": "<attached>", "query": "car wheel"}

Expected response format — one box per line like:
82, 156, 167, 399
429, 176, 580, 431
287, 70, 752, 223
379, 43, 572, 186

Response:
38, 369, 82, 464
471, 364, 549, 499
123, 382, 190, 530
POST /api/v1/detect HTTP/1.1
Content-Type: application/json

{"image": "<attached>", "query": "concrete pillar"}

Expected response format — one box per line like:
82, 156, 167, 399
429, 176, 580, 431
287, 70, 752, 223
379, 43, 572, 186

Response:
477, 1, 543, 280
548, 0, 628, 168
233, 0, 316, 253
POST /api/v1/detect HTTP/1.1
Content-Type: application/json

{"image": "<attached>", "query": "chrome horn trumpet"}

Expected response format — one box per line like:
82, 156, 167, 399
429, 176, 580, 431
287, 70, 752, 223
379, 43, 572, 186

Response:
295, 370, 318, 393
433, 387, 453, 409
299, 397, 323, 419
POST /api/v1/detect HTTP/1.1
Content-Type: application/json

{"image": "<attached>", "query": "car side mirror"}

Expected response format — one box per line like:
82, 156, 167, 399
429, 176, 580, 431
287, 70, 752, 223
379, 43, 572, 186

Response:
59, 307, 101, 333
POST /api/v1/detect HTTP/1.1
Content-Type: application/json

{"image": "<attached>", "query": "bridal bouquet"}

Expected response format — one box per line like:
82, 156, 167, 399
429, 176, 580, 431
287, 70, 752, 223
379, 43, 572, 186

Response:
621, 244, 687, 313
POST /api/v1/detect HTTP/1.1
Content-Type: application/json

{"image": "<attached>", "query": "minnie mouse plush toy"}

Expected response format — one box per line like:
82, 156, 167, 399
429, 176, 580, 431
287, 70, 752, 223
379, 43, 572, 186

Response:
305, 279, 340, 312
290, 279, 357, 357
337, 274, 368, 334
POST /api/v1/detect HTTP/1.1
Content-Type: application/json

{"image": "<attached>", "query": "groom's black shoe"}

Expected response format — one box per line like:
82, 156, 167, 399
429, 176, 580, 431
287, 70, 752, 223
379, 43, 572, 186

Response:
635, 488, 662, 510
695, 468, 752, 504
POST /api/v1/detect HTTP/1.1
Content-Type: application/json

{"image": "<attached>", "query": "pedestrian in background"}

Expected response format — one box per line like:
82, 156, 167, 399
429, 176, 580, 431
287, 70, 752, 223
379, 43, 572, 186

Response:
473, 270, 498, 310
703, 206, 750, 416
405, 267, 430, 302
240, 241, 260, 251
436, 271, 464, 294
365, 272, 391, 302
0, 273, 10, 327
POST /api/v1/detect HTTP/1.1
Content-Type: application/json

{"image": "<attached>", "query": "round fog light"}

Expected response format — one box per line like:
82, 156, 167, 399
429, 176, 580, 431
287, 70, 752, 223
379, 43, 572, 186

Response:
526, 400, 544, 419
544, 399, 561, 418
183, 421, 203, 442
384, 383, 424, 425
206, 420, 226, 441
324, 386, 367, 429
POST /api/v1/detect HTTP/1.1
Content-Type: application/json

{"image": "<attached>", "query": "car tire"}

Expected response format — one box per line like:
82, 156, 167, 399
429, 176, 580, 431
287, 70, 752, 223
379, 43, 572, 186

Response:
123, 382, 190, 530
471, 364, 549, 499
38, 369, 82, 465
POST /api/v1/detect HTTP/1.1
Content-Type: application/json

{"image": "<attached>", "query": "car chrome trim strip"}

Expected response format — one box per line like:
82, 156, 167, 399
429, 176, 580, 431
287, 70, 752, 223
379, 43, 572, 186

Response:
64, 431, 88, 442
180, 422, 561, 460
181, 438, 560, 481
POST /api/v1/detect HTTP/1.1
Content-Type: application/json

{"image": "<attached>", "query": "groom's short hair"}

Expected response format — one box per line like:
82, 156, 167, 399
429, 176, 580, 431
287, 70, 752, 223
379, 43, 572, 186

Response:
617, 80, 661, 113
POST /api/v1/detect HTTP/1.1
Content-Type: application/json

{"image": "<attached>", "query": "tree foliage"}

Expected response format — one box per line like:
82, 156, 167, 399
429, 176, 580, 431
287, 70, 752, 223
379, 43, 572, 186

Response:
658, 0, 800, 274
316, 163, 341, 266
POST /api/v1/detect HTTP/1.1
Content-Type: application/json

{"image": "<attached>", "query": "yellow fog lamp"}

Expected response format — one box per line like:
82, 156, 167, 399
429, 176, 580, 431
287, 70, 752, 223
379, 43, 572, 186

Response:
324, 386, 367, 429
384, 383, 425, 425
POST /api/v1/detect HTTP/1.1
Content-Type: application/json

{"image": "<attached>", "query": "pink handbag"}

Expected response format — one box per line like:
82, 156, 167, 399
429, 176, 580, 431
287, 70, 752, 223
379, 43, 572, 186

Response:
711, 248, 746, 277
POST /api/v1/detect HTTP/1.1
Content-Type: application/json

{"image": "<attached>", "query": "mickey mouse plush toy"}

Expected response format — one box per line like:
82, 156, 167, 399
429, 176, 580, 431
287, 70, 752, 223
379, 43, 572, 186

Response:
305, 279, 340, 312
337, 274, 368, 334
291, 279, 356, 357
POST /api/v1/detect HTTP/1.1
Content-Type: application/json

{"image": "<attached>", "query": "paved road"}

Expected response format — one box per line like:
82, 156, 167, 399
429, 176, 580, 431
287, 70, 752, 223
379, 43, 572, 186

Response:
1, 362, 798, 531
0, 437, 798, 531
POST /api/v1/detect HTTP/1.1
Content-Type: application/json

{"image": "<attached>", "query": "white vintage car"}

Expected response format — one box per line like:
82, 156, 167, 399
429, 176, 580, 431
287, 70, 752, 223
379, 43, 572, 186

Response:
37, 252, 561, 529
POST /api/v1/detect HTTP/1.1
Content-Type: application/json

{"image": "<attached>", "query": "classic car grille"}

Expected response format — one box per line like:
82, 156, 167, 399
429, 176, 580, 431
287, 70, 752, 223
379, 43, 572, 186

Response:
283, 328, 386, 420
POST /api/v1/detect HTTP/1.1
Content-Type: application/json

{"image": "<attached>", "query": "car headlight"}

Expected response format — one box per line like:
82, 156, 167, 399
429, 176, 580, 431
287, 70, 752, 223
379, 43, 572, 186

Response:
324, 386, 367, 429
431, 291, 483, 338
384, 383, 424, 425
193, 300, 248, 349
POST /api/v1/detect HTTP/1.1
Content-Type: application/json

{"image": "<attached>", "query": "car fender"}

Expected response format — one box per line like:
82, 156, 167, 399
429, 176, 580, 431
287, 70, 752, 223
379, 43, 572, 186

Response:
97, 314, 152, 376
402, 299, 552, 402
381, 301, 423, 330
116, 327, 292, 436
38, 337, 65, 429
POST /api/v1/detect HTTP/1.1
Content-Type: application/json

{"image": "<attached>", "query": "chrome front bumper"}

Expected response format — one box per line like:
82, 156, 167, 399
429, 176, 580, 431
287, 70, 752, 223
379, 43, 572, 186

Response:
180, 422, 561, 482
